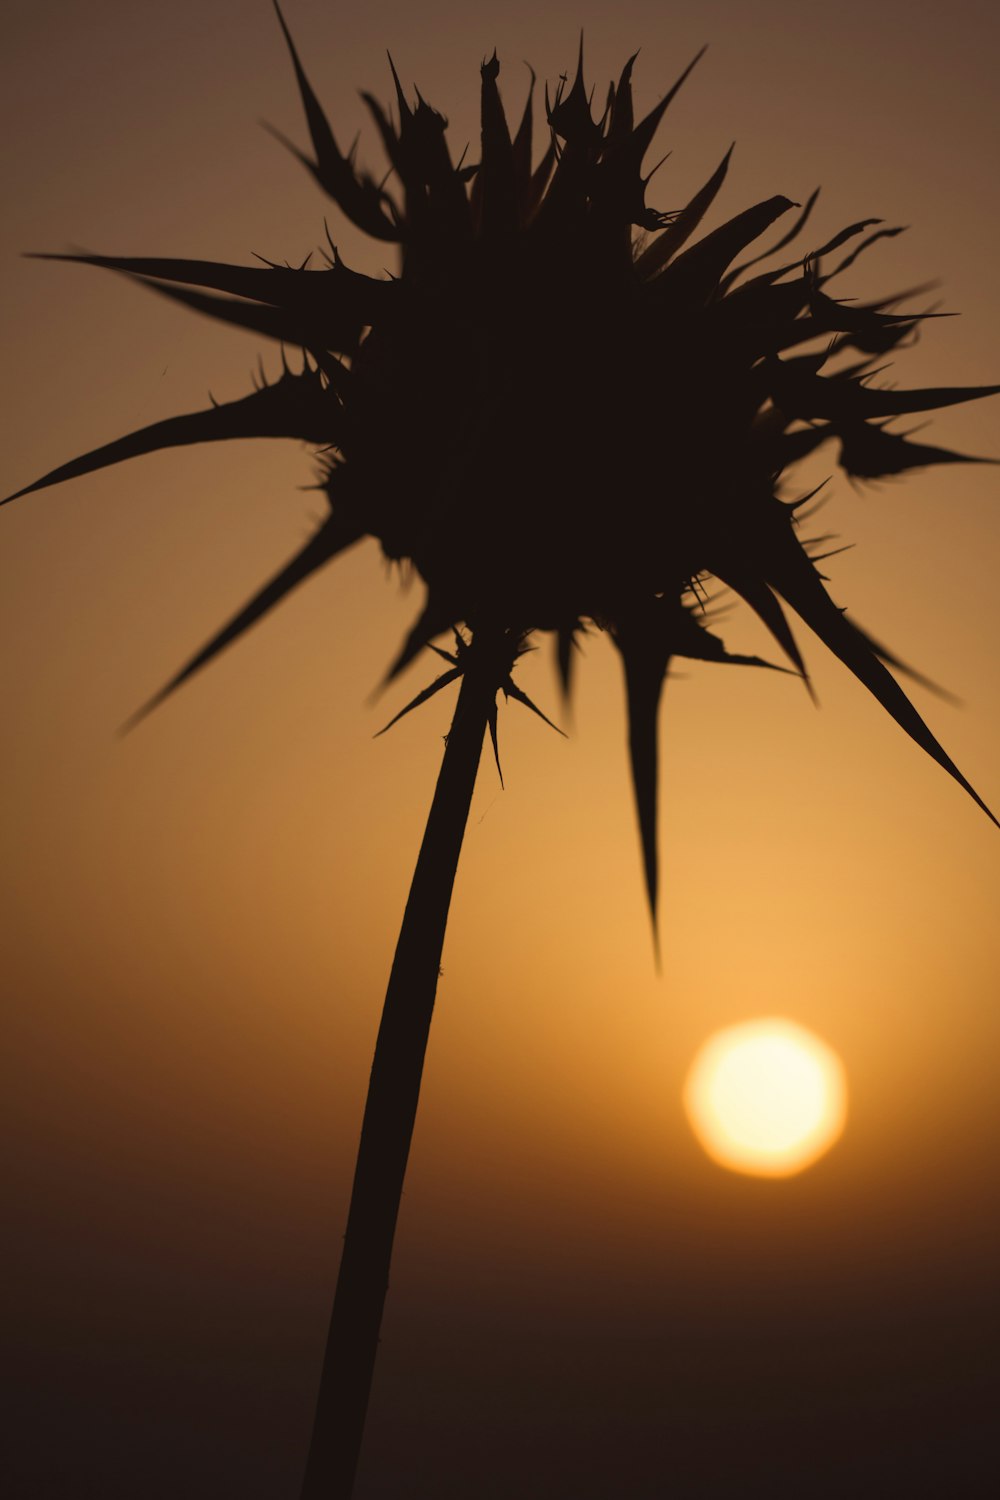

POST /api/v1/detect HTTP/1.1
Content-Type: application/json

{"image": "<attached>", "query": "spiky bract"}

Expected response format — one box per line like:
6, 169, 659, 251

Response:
6, 4, 996, 924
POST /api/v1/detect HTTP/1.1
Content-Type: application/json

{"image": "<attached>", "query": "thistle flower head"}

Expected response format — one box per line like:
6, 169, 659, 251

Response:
6, 3, 996, 930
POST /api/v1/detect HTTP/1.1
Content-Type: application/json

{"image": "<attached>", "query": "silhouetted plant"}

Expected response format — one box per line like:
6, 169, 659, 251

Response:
5, 5, 997, 1496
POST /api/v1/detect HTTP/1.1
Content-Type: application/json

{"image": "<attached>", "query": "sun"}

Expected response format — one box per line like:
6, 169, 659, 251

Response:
683, 1018, 847, 1177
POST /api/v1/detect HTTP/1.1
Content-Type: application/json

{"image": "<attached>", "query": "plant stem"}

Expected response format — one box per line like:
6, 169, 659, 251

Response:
300, 632, 510, 1499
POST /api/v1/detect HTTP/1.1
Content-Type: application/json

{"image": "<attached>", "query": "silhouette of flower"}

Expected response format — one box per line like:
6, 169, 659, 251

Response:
11, 11, 1000, 912
6, 14, 995, 921
5, 13, 997, 1493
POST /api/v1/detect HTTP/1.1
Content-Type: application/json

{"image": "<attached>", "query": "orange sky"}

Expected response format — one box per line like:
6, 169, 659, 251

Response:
3, 3, 999, 1495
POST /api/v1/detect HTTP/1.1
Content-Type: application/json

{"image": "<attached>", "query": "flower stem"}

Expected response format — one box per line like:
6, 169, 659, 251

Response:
300, 631, 511, 1499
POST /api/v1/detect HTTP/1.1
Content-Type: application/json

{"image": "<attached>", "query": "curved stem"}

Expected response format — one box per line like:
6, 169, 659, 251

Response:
301, 632, 511, 1499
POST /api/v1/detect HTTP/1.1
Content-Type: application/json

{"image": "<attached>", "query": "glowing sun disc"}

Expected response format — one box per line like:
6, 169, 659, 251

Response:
684, 1018, 847, 1177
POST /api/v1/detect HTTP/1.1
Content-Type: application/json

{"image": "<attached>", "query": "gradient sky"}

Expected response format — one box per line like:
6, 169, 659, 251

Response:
3, 3, 999, 1496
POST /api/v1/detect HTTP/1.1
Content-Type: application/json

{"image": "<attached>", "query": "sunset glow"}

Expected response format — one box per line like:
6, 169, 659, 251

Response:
684, 1018, 847, 1176
3, 3, 998, 1494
